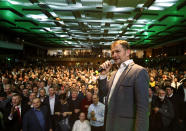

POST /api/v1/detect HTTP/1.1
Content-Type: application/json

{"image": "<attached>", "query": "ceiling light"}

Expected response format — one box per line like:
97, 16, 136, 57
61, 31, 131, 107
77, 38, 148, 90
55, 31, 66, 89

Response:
108, 31, 119, 34
103, 6, 134, 12
50, 27, 62, 31
26, 14, 48, 21
59, 16, 75, 19
57, 35, 69, 37
128, 18, 133, 21
58, 21, 65, 25
56, 17, 61, 21
46, 2, 68, 6
154, 2, 175, 7
136, 19, 151, 23
137, 4, 144, 8
50, 12, 57, 17
44, 27, 52, 32
132, 25, 145, 27
7, 0, 32, 6
38, 29, 46, 32
123, 23, 128, 26
115, 19, 127, 22
148, 6, 164, 10
155, 0, 178, 2
125, 32, 136, 34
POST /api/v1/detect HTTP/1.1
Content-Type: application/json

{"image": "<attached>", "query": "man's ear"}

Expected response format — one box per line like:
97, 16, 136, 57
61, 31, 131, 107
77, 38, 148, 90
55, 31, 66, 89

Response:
126, 49, 130, 57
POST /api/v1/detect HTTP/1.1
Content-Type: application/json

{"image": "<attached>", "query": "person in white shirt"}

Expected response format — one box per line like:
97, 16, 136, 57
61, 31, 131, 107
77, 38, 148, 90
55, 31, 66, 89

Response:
72, 112, 91, 131
87, 95, 105, 131
171, 77, 181, 89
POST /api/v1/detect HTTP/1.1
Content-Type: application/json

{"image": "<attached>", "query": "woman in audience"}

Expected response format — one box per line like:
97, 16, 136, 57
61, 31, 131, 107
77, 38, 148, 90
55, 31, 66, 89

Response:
72, 112, 91, 131
54, 94, 72, 131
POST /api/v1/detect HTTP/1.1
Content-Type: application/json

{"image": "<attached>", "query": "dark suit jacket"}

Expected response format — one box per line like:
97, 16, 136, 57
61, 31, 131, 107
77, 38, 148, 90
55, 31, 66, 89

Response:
22, 105, 50, 131
166, 94, 183, 120
43, 95, 59, 115
98, 62, 149, 131
150, 97, 174, 129
174, 84, 184, 102
43, 95, 59, 129
4, 102, 29, 131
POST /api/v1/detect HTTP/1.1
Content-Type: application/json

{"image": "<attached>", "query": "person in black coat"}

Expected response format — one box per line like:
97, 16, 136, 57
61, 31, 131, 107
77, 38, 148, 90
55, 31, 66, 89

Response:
43, 87, 59, 130
173, 83, 184, 103
68, 90, 80, 129
149, 89, 174, 131
54, 94, 72, 131
181, 79, 186, 131
23, 98, 52, 131
165, 86, 184, 131
4, 93, 29, 131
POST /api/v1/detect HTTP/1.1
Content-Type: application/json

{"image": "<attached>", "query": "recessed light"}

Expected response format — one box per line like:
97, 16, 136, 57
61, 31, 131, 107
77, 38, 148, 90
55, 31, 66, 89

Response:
56, 17, 61, 21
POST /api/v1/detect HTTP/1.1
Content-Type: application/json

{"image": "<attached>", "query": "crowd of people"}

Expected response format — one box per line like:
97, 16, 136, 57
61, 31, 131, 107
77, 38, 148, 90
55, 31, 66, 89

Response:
47, 51, 110, 58
148, 69, 186, 131
0, 63, 185, 131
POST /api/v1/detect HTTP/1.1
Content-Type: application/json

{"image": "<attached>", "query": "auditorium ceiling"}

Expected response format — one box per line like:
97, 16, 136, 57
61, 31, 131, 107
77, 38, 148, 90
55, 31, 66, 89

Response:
0, 0, 186, 48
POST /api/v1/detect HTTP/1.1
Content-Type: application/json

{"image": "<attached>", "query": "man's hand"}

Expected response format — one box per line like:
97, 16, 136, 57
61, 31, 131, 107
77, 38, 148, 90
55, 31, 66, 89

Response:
91, 111, 95, 117
91, 117, 96, 121
27, 101, 31, 105
84, 105, 89, 108
62, 112, 67, 117
154, 107, 159, 113
74, 109, 80, 113
10, 106, 16, 115
55, 112, 60, 116
66, 112, 72, 115
100, 60, 113, 75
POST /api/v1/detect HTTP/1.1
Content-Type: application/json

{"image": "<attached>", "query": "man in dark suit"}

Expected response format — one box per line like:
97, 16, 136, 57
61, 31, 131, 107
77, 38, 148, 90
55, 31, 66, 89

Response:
23, 98, 52, 131
43, 87, 59, 130
150, 89, 174, 131
165, 86, 184, 131
98, 40, 149, 131
4, 93, 29, 131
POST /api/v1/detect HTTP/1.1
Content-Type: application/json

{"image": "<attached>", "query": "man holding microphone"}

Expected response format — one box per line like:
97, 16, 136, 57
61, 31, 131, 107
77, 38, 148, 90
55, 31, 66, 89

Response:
98, 40, 149, 131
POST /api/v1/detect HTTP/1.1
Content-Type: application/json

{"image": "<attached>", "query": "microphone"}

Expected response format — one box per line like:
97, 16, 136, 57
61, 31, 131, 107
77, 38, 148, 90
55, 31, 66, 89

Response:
98, 59, 115, 72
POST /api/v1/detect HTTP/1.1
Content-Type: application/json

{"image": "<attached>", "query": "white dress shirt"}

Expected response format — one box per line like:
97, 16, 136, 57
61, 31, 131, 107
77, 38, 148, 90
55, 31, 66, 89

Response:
49, 95, 55, 115
100, 59, 133, 103
184, 88, 186, 102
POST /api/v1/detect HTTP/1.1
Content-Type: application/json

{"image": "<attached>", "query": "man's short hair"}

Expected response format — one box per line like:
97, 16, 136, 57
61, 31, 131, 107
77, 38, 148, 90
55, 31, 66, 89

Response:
33, 97, 41, 102
12, 93, 22, 99
92, 94, 99, 99
59, 94, 67, 100
165, 86, 174, 90
40, 88, 46, 93
71, 89, 78, 93
111, 40, 130, 50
